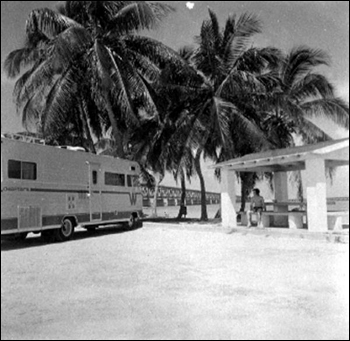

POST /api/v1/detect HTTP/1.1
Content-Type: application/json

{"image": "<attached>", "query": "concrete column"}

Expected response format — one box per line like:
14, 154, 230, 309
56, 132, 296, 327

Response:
304, 158, 328, 232
221, 169, 237, 228
274, 172, 289, 227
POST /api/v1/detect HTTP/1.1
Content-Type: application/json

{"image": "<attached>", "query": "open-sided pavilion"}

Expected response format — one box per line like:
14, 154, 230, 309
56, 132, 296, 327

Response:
214, 138, 349, 232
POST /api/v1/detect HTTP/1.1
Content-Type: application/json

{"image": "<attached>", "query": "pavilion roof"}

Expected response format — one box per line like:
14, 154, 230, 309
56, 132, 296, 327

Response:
214, 138, 349, 173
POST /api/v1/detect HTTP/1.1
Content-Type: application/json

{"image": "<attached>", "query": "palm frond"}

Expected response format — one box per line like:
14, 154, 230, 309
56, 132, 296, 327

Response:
21, 93, 41, 131
294, 116, 332, 144
95, 41, 138, 127
217, 70, 267, 99
221, 14, 235, 55
62, 1, 91, 25
210, 97, 234, 149
194, 19, 224, 79
26, 8, 80, 38
282, 46, 331, 88
13, 69, 34, 109
4, 48, 40, 79
301, 98, 349, 129
133, 72, 162, 121
235, 47, 283, 73
41, 68, 78, 136
254, 71, 283, 93
52, 26, 91, 69
79, 94, 104, 140
291, 73, 336, 102
123, 49, 161, 82
229, 108, 272, 151
226, 13, 262, 66
106, 1, 175, 34
123, 36, 185, 69
178, 45, 196, 62
4, 29, 51, 78
208, 8, 222, 51
15, 60, 56, 109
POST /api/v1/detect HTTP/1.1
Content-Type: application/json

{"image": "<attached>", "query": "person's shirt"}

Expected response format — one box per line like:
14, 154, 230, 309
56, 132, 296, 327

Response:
250, 195, 265, 209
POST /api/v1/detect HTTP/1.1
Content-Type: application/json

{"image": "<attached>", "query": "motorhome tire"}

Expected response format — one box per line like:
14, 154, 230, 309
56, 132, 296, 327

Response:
41, 230, 55, 242
55, 218, 75, 242
128, 214, 139, 229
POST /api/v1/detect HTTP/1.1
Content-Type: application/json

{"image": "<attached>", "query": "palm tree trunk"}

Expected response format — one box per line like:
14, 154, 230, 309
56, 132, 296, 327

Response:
239, 173, 257, 212
104, 96, 125, 158
240, 180, 247, 212
177, 170, 187, 219
194, 149, 208, 221
151, 173, 164, 218
95, 40, 125, 158
78, 97, 96, 154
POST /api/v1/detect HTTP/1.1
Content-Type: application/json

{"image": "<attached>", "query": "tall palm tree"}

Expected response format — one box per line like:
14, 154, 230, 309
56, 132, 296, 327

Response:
129, 55, 204, 217
258, 47, 349, 200
175, 9, 280, 220
189, 12, 349, 214
4, 1, 180, 157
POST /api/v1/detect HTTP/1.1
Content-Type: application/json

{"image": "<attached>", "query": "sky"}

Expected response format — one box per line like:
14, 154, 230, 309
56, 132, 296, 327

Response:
1, 1, 349, 196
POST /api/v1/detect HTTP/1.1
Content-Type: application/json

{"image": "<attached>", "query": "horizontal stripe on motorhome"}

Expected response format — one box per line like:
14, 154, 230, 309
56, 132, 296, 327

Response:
42, 213, 91, 226
98, 191, 142, 197
2, 211, 142, 232
1, 218, 18, 231
2, 188, 142, 196
92, 213, 101, 220
102, 211, 134, 221
30, 188, 89, 194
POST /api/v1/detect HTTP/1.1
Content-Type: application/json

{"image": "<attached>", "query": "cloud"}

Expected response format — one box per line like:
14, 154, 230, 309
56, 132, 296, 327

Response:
186, 2, 195, 10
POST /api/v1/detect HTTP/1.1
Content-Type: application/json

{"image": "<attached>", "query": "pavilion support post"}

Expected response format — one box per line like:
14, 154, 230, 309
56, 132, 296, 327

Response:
221, 169, 237, 228
273, 172, 289, 227
304, 158, 328, 232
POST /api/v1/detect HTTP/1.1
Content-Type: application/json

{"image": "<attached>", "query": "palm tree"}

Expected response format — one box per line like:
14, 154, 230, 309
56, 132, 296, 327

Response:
258, 47, 349, 200
131, 117, 173, 217
129, 54, 204, 217
262, 46, 349, 145
4, 1, 180, 157
189, 11, 349, 215
174, 9, 280, 220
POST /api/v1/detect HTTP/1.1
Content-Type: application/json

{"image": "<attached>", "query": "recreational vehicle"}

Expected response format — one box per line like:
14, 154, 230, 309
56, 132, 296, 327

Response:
1, 133, 143, 242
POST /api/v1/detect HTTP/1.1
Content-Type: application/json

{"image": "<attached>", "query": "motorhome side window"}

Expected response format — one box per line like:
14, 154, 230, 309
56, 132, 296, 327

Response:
105, 172, 125, 187
8, 160, 37, 180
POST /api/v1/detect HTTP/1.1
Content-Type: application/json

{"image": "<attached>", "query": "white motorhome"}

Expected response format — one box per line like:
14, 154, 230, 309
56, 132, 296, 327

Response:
1, 133, 143, 242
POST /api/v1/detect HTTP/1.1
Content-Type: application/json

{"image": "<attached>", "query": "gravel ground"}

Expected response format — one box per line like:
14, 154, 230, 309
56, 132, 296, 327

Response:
1, 224, 349, 340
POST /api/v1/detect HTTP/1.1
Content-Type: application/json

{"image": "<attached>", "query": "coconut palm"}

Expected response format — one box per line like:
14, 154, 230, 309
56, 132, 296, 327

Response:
174, 9, 281, 220
261, 46, 349, 146
189, 11, 349, 214
257, 47, 349, 200
129, 54, 205, 217
3, 1, 181, 157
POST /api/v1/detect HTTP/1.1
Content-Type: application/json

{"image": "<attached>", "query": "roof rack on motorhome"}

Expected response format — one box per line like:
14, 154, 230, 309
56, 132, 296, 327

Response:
1, 132, 46, 145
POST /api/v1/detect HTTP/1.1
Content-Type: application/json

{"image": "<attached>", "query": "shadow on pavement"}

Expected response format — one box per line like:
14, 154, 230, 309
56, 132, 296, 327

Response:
1, 225, 142, 252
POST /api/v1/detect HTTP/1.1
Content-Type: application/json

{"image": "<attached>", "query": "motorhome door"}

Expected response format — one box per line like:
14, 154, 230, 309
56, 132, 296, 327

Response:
88, 163, 102, 221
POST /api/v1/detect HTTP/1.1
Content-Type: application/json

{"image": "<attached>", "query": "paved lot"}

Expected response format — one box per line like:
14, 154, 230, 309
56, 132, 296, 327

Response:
1, 225, 349, 340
